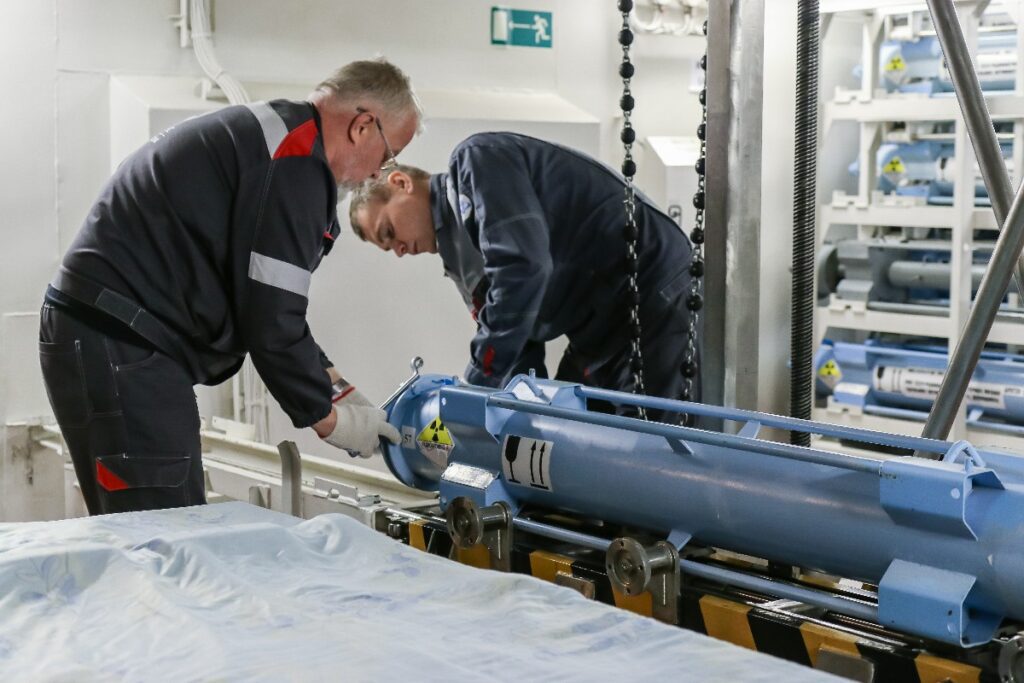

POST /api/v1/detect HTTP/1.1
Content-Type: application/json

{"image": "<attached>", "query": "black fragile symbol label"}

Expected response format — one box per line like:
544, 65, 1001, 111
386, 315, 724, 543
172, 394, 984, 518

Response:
502, 435, 553, 491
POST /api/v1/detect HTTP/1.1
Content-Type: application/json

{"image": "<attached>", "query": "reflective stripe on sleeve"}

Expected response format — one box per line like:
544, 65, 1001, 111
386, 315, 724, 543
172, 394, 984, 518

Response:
245, 102, 289, 158
248, 252, 312, 297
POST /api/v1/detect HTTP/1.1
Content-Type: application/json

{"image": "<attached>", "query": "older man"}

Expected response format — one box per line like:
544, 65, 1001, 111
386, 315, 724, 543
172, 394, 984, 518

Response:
348, 132, 697, 423
40, 59, 419, 515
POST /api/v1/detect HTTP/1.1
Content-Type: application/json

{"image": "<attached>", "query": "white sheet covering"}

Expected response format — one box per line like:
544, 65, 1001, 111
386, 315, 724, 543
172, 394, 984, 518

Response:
0, 502, 839, 682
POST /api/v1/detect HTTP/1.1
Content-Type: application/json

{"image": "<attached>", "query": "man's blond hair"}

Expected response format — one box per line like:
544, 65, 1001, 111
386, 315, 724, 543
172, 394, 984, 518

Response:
348, 164, 430, 240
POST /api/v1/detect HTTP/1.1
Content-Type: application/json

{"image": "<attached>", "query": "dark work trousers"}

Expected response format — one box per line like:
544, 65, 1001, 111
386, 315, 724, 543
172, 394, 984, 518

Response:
556, 293, 698, 426
38, 302, 205, 515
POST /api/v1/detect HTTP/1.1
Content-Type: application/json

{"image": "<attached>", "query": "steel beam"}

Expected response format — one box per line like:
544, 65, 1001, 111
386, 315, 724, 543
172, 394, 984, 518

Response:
920, 0, 1024, 446
919, 179, 1024, 451
704, 0, 765, 417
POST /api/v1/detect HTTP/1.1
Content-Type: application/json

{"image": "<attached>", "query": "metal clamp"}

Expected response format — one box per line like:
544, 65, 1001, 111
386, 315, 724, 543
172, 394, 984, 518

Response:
606, 537, 680, 624
312, 476, 380, 507
445, 497, 512, 572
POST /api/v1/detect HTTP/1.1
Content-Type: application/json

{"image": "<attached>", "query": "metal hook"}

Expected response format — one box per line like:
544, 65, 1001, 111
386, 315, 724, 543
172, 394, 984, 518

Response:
380, 356, 426, 411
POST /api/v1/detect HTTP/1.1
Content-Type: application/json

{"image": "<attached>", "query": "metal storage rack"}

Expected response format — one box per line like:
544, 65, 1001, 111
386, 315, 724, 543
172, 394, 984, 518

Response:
814, 0, 1024, 449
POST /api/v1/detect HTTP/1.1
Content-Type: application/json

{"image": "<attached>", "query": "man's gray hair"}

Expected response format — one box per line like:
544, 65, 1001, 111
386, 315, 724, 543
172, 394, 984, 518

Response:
348, 164, 430, 240
314, 58, 422, 126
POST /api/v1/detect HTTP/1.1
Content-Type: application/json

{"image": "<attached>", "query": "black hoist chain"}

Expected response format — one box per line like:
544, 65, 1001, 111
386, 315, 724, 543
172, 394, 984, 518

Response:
618, 0, 647, 420
618, 3, 705, 421
683, 20, 708, 404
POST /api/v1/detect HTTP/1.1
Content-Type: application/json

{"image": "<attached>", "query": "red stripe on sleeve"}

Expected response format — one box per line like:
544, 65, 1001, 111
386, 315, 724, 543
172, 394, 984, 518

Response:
482, 346, 496, 377
273, 120, 318, 159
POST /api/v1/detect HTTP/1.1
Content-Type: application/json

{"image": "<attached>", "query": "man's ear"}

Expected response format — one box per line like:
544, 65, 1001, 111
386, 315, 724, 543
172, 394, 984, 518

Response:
348, 110, 373, 145
388, 171, 413, 193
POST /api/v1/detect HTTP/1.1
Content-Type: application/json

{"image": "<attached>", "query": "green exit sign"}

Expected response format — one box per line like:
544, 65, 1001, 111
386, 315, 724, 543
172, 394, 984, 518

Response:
491, 7, 553, 48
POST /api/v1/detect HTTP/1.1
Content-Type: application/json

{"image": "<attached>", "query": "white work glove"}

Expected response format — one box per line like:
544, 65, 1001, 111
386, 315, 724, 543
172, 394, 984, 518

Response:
331, 377, 375, 407
323, 404, 400, 458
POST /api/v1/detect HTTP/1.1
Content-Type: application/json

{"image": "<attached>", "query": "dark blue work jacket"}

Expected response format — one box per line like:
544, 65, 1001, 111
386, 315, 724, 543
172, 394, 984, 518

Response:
50, 101, 339, 428
431, 132, 693, 388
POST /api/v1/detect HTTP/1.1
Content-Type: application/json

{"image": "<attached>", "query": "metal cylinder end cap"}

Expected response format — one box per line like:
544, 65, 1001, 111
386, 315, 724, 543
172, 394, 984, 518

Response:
606, 537, 652, 597
446, 497, 484, 548
998, 635, 1024, 683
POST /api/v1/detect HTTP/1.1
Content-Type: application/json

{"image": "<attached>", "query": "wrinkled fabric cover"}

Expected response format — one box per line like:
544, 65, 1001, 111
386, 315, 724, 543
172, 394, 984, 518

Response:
0, 503, 837, 682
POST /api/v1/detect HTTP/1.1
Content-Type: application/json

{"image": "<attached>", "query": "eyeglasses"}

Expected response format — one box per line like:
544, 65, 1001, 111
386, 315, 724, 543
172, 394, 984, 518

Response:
358, 108, 398, 173
356, 108, 395, 174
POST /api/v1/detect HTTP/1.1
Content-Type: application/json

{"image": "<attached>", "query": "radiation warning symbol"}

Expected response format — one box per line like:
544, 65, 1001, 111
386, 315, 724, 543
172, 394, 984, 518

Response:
417, 417, 453, 467
818, 359, 842, 390
418, 418, 452, 446
882, 156, 906, 175
884, 54, 907, 73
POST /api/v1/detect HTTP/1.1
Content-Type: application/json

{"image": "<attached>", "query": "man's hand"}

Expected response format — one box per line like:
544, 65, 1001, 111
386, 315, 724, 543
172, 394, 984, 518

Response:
312, 409, 337, 438
319, 404, 400, 458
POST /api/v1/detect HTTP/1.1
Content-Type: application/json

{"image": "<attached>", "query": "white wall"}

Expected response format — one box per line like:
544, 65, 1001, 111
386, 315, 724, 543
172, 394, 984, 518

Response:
0, 2, 60, 433
628, 34, 707, 166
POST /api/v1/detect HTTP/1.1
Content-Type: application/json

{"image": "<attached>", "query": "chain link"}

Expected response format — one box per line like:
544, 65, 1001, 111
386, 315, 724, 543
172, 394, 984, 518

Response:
618, 0, 647, 420
682, 19, 708, 406
618, 3, 705, 422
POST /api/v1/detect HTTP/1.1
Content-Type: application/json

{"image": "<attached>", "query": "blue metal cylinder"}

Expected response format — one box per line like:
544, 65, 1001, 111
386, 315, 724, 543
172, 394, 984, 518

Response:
849, 139, 1012, 205
380, 374, 465, 491
816, 341, 1024, 429
383, 373, 1024, 647
878, 34, 1016, 94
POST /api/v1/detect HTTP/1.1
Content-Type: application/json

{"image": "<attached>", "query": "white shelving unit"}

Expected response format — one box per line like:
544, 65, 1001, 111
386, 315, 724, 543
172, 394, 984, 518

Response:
821, 198, 1001, 229
815, 1, 1024, 446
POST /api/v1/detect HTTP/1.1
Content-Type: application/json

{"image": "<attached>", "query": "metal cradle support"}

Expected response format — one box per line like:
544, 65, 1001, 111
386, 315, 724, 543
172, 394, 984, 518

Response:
446, 497, 513, 572
606, 537, 681, 625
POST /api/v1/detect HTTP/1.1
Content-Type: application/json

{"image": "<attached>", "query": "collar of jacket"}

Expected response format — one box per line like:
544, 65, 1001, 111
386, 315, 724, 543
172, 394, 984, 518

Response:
429, 173, 456, 237
428, 172, 486, 311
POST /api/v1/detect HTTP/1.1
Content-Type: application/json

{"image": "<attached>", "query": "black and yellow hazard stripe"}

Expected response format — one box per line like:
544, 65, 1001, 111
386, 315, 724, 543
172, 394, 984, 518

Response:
407, 518, 496, 569
400, 518, 993, 682
407, 519, 429, 551
406, 519, 453, 558
527, 549, 574, 583
689, 592, 989, 682
911, 653, 983, 683
521, 548, 990, 681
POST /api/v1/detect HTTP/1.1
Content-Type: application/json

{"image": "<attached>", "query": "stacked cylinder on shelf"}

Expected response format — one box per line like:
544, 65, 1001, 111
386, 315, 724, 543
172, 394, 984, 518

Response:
815, 340, 1024, 432
845, 28, 1017, 205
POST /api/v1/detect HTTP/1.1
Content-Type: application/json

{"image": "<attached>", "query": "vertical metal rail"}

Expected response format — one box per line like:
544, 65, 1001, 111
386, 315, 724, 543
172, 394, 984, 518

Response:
920, 183, 1024, 453
918, 0, 1024, 450
702, 1, 731, 418
790, 0, 820, 445
925, 0, 1019, 249
704, 0, 765, 423
724, 0, 765, 416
